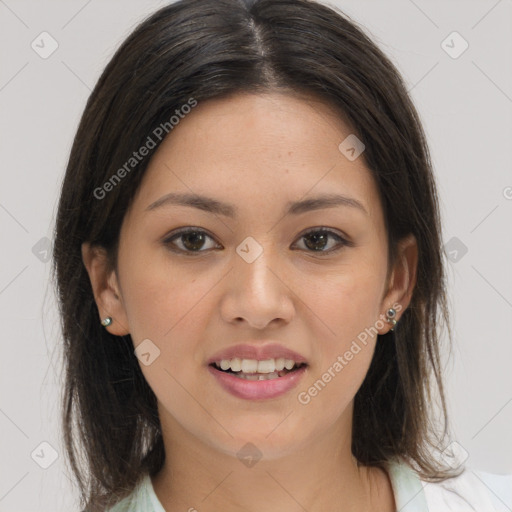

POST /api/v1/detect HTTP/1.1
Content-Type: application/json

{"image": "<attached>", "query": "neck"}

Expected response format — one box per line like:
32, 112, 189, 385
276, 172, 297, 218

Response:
151, 408, 395, 512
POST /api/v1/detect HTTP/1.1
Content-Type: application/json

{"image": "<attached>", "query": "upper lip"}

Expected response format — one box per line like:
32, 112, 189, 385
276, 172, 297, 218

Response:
207, 342, 308, 365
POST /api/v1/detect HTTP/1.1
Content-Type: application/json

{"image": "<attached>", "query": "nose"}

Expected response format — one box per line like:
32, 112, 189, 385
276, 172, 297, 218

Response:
219, 243, 295, 330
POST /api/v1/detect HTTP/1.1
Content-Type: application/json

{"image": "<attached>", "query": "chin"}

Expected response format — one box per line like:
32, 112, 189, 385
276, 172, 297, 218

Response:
204, 422, 312, 462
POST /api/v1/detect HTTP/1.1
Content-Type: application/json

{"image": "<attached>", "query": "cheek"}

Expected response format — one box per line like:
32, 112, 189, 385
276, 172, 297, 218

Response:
309, 264, 385, 348
299, 263, 385, 399
119, 257, 216, 418
118, 243, 204, 338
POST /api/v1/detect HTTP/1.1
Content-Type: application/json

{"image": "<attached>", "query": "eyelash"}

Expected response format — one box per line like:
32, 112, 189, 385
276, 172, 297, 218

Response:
162, 227, 353, 256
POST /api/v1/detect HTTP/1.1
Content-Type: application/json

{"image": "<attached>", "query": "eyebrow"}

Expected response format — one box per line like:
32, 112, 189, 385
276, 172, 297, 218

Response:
145, 192, 368, 217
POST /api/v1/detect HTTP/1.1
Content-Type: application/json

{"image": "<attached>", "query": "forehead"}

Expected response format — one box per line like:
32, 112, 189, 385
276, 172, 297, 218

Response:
129, 92, 382, 224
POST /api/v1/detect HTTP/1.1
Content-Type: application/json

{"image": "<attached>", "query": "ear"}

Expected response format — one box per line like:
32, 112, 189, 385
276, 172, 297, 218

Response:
81, 242, 130, 336
377, 233, 418, 335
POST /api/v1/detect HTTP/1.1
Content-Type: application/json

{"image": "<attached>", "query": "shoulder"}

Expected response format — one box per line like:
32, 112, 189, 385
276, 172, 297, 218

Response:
103, 492, 138, 512
386, 457, 512, 512
103, 474, 161, 512
421, 466, 512, 512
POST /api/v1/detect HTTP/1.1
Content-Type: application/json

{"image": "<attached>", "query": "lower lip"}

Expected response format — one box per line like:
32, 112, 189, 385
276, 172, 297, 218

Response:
207, 364, 307, 400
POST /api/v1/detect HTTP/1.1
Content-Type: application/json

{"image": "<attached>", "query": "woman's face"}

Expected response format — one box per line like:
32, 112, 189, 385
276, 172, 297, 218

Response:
85, 92, 416, 459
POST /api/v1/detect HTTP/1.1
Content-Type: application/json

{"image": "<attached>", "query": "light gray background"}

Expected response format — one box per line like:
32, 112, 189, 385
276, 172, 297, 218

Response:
1, 1, 511, 511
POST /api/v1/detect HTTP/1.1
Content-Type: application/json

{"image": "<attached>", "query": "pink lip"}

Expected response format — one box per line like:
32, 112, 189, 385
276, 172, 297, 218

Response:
208, 364, 308, 400
206, 342, 308, 365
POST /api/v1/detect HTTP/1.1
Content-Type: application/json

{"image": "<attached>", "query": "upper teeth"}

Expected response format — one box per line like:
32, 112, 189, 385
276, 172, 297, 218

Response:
216, 358, 300, 373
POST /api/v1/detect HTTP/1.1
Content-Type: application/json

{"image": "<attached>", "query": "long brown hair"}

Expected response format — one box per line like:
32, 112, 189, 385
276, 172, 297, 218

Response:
52, 0, 461, 510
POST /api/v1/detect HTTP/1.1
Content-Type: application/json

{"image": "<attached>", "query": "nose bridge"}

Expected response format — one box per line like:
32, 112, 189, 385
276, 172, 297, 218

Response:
220, 234, 294, 327
234, 234, 281, 293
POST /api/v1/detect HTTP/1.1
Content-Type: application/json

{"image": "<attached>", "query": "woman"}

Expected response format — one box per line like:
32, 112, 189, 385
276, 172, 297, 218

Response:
52, 0, 511, 510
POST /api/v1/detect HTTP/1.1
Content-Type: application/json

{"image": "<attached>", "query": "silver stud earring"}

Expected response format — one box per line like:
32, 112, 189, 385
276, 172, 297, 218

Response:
101, 317, 112, 327
385, 308, 397, 331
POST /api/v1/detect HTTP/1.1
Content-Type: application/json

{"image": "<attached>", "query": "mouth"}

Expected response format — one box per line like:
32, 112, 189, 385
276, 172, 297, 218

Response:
209, 358, 308, 381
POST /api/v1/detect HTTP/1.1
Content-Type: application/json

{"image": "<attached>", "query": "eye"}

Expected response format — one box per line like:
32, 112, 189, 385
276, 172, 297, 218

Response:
162, 226, 352, 256
293, 228, 352, 254
162, 228, 219, 255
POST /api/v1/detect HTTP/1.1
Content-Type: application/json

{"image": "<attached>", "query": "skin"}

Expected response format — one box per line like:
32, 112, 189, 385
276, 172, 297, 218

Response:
82, 92, 418, 512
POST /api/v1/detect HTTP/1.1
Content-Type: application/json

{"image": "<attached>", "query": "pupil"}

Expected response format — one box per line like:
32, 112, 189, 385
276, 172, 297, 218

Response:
183, 232, 205, 251
305, 232, 328, 251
